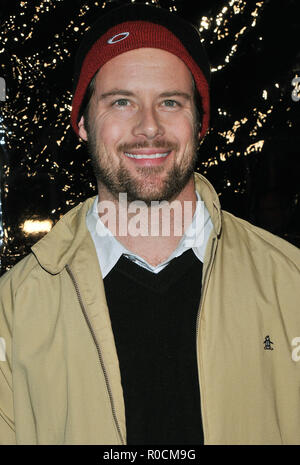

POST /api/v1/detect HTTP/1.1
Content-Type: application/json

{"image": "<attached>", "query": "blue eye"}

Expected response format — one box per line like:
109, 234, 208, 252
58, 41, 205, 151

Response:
163, 100, 179, 107
114, 99, 130, 107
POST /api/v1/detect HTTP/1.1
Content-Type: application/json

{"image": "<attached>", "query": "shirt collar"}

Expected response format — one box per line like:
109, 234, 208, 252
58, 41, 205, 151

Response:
86, 192, 213, 278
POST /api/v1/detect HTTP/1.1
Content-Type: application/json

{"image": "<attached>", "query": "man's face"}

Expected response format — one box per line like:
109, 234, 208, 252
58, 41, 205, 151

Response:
79, 48, 200, 204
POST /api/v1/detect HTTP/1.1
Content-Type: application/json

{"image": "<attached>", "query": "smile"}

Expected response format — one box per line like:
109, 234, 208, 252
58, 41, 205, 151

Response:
124, 152, 170, 159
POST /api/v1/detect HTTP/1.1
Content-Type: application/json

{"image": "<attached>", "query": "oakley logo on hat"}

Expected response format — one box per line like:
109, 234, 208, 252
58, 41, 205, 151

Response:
107, 32, 130, 44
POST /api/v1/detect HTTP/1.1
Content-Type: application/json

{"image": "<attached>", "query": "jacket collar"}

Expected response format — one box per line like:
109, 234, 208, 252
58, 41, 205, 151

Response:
31, 197, 96, 274
31, 172, 222, 274
194, 172, 222, 237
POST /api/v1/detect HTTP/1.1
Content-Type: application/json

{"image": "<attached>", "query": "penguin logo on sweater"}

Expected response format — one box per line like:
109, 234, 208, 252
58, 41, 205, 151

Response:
264, 335, 274, 350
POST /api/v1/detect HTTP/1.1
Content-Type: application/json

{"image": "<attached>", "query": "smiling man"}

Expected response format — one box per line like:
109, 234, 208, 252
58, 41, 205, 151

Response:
1, 3, 300, 446
78, 46, 202, 264
79, 48, 198, 205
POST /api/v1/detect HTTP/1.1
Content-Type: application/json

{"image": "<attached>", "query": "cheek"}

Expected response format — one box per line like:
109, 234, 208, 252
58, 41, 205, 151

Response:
94, 113, 129, 149
167, 113, 195, 146
167, 107, 194, 127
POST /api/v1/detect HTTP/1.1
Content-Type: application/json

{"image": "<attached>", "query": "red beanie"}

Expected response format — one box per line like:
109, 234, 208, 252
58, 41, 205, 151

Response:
71, 4, 210, 139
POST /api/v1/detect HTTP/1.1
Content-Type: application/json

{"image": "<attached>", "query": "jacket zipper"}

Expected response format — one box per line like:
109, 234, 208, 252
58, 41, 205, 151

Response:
66, 265, 124, 445
196, 236, 217, 444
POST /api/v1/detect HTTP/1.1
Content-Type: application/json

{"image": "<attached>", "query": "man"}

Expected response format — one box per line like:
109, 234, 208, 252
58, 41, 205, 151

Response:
0, 3, 300, 445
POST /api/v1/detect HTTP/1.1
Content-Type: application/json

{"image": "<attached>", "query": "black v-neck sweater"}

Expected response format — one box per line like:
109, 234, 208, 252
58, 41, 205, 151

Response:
103, 249, 204, 445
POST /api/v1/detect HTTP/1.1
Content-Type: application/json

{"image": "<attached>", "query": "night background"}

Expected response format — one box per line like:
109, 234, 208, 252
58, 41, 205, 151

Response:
0, 0, 299, 275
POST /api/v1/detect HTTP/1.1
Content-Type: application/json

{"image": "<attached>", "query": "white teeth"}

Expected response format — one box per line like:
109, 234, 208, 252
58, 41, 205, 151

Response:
124, 152, 169, 159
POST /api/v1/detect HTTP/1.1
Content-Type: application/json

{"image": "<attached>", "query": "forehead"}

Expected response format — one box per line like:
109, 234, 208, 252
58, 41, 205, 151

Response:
94, 47, 194, 93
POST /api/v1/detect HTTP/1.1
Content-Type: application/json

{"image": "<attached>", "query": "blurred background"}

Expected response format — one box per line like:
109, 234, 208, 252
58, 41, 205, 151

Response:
0, 0, 299, 275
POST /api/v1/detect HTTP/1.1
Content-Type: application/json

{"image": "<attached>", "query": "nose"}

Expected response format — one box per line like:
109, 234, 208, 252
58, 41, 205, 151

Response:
132, 104, 164, 140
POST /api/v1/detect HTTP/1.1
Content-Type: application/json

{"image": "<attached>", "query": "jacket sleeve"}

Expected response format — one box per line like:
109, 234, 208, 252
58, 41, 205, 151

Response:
0, 270, 16, 444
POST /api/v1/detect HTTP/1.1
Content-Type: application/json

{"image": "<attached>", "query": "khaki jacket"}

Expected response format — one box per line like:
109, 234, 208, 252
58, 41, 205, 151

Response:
1, 173, 300, 445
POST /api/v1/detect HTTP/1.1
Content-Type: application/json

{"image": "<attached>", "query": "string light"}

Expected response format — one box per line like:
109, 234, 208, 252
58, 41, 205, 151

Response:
22, 219, 53, 234
197, 1, 266, 72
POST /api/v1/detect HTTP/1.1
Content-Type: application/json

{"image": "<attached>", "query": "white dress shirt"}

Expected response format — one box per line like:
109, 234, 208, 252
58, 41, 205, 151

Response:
86, 192, 213, 278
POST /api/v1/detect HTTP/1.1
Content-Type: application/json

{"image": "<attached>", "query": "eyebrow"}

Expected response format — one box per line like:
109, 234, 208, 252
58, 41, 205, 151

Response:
98, 89, 192, 101
99, 90, 135, 100
159, 91, 192, 100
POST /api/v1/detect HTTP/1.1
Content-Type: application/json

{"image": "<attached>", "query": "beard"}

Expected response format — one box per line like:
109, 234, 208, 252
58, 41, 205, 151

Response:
86, 124, 198, 205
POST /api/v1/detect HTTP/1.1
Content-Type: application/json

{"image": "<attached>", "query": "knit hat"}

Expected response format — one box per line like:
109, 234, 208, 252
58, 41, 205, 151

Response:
71, 3, 210, 139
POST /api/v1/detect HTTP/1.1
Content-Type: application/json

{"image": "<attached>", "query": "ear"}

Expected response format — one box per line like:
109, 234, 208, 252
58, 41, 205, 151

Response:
78, 115, 88, 141
197, 119, 203, 142
197, 127, 202, 144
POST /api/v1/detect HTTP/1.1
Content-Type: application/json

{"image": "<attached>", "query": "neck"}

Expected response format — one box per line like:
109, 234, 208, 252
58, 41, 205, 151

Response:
96, 177, 197, 266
